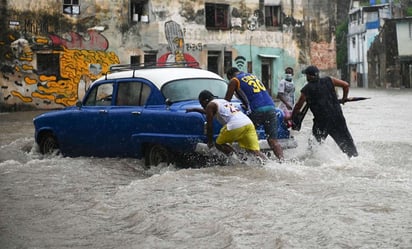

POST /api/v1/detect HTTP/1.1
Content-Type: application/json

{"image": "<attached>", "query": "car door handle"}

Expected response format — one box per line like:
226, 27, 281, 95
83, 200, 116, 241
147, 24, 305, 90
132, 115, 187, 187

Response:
99, 110, 108, 114
131, 111, 141, 115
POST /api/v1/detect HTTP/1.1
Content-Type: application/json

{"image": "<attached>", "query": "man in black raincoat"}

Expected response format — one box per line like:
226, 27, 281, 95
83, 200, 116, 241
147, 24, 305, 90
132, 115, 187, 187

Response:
292, 65, 358, 158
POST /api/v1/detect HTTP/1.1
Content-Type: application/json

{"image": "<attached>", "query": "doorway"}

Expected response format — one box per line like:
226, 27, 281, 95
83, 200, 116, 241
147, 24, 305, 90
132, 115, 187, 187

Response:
261, 60, 272, 95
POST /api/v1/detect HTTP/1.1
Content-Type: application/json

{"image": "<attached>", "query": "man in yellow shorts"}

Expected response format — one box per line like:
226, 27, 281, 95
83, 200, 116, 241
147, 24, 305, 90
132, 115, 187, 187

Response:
187, 90, 266, 161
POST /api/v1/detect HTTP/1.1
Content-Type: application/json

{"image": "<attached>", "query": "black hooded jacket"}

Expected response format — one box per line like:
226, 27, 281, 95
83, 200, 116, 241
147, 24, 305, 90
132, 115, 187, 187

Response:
301, 76, 345, 128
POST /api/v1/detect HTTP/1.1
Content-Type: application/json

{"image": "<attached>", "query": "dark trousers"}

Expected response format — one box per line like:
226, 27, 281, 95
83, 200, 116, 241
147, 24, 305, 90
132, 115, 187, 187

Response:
313, 121, 358, 158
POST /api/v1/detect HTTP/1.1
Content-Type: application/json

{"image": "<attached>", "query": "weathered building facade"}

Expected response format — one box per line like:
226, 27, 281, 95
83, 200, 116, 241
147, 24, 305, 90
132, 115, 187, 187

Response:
347, 0, 409, 88
368, 17, 412, 88
347, 1, 392, 88
1, 0, 339, 110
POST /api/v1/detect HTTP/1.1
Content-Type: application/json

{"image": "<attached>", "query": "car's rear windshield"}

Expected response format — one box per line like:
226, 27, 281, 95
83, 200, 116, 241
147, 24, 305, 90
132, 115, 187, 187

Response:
161, 78, 228, 102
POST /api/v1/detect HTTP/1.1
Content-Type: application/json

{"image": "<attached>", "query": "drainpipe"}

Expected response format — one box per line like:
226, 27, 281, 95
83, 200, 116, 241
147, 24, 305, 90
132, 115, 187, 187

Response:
249, 36, 253, 73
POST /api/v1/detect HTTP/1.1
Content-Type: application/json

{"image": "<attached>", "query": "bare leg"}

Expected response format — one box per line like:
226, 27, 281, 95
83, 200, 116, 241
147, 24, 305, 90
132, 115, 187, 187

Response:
268, 138, 284, 160
250, 150, 268, 161
215, 143, 236, 155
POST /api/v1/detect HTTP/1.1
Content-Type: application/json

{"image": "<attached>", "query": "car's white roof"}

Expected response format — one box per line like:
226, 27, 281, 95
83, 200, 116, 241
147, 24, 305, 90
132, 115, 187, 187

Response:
94, 67, 225, 88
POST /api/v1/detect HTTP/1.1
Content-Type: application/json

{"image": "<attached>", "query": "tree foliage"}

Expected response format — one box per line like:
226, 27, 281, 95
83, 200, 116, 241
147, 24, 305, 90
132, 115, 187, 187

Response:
336, 19, 349, 81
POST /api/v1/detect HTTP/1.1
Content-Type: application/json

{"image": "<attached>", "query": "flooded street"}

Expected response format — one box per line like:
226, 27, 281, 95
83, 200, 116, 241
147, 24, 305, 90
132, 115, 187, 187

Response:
0, 88, 411, 249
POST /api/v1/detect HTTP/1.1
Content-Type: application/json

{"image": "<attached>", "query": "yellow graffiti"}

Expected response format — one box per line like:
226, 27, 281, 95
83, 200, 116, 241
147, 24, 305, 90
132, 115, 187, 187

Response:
33, 48, 120, 106
19, 56, 33, 61
11, 90, 33, 103
22, 64, 34, 71
32, 92, 56, 102
39, 75, 57, 82
34, 37, 49, 44
24, 76, 37, 85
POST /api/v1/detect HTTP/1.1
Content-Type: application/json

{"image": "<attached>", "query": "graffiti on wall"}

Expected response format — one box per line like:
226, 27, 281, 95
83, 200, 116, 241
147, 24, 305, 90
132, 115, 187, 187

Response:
234, 56, 247, 72
0, 30, 119, 109
157, 20, 198, 66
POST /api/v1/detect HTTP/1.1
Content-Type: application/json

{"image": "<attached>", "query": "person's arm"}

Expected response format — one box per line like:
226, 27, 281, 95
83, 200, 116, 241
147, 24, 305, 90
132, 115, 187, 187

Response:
277, 80, 291, 109
205, 102, 217, 148
277, 93, 292, 110
225, 78, 249, 111
186, 107, 206, 114
224, 79, 237, 102
331, 77, 349, 103
291, 93, 306, 118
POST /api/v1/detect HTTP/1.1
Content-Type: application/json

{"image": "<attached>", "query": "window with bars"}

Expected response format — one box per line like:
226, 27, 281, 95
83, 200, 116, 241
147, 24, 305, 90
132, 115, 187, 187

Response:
37, 53, 60, 76
205, 3, 230, 30
264, 5, 281, 27
63, 0, 80, 15
130, 0, 149, 23
144, 53, 157, 65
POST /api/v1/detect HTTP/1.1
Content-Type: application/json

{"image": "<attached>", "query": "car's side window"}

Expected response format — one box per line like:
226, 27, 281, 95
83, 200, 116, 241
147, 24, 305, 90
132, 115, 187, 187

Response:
84, 83, 114, 106
116, 82, 151, 106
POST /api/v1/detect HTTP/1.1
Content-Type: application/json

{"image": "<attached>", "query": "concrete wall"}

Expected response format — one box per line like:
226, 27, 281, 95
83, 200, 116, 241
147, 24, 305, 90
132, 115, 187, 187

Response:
0, 0, 338, 110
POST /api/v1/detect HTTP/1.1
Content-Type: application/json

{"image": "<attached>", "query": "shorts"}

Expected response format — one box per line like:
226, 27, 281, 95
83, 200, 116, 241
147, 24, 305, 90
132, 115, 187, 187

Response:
249, 110, 278, 139
216, 123, 260, 151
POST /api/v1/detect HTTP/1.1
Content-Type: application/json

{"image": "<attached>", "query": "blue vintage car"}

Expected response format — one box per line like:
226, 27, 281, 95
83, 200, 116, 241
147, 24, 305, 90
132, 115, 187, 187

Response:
34, 64, 296, 167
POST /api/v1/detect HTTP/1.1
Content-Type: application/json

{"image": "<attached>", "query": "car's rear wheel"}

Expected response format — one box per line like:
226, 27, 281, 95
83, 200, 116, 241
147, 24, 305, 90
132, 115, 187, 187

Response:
39, 132, 60, 155
144, 144, 172, 167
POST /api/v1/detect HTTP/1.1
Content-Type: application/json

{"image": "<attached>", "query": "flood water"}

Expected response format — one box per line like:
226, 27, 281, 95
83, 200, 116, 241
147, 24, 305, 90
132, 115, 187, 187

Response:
0, 88, 411, 249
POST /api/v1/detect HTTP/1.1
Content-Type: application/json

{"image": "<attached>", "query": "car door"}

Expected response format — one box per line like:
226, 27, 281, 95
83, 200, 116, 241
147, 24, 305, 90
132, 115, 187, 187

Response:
63, 82, 114, 156
103, 80, 152, 157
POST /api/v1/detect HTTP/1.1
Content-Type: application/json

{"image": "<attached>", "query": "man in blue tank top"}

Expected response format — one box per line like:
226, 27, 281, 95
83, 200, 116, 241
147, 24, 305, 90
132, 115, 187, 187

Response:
225, 67, 284, 161
292, 65, 358, 158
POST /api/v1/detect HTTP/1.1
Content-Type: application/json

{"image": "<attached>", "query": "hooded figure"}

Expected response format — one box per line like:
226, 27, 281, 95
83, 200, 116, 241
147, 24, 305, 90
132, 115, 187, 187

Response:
292, 65, 358, 158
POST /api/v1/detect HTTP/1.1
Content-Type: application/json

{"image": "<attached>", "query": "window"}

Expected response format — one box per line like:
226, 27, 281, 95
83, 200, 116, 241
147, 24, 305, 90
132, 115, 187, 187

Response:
37, 53, 60, 76
130, 55, 140, 65
224, 51, 232, 76
144, 53, 157, 65
63, 0, 80, 15
116, 82, 150, 106
207, 51, 220, 75
84, 83, 114, 106
207, 51, 232, 77
205, 3, 230, 30
264, 5, 281, 27
130, 0, 149, 23
162, 79, 228, 102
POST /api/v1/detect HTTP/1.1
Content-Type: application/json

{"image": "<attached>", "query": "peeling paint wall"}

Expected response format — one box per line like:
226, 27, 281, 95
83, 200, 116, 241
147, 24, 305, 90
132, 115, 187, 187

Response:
1, 0, 338, 110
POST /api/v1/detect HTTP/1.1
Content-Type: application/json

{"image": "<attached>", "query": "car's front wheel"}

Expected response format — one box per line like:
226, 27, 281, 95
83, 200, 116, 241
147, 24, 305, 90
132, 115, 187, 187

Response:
38, 132, 60, 155
144, 144, 172, 167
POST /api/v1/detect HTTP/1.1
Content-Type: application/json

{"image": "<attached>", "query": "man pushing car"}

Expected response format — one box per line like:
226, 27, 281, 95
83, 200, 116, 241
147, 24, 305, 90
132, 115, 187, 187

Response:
186, 90, 267, 163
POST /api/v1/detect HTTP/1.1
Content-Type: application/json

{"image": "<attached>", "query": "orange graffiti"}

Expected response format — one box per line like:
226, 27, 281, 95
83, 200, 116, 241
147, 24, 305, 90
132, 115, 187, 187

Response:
32, 92, 56, 102
34, 37, 49, 44
24, 76, 37, 85
22, 64, 34, 71
3, 33, 120, 108
39, 75, 57, 82
19, 56, 33, 61
11, 90, 33, 103
32, 47, 120, 106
